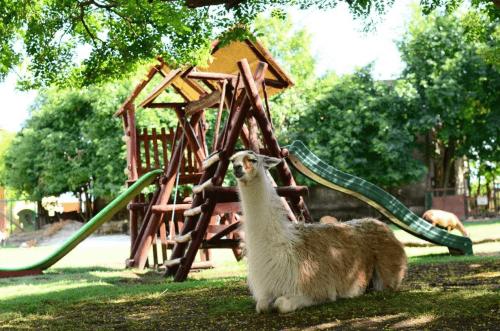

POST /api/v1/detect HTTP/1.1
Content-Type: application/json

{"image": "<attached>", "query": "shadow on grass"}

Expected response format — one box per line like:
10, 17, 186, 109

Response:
1, 279, 498, 330
1, 257, 498, 330
409, 253, 500, 265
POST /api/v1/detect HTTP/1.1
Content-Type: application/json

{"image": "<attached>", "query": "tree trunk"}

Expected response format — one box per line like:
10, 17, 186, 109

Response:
442, 142, 456, 191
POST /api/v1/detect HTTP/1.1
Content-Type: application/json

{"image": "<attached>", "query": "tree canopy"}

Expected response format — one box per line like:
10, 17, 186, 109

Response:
399, 8, 500, 188
290, 67, 427, 188
2, 84, 129, 201
1, 0, 497, 89
0, 129, 15, 187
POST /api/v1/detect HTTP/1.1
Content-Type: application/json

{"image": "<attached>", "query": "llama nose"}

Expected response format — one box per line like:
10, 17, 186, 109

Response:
233, 164, 244, 178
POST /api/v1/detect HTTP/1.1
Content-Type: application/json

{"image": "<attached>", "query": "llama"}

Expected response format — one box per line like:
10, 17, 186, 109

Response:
422, 209, 469, 237
230, 151, 407, 313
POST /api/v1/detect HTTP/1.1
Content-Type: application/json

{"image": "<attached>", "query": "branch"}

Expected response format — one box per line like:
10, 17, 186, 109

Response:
78, 4, 104, 46
185, 0, 245, 9
79, 0, 118, 9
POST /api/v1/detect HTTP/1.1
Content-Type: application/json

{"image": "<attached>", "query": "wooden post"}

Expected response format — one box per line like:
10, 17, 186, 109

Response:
126, 105, 139, 181
212, 80, 227, 151
131, 134, 186, 269
125, 105, 140, 253
129, 187, 161, 259
238, 59, 312, 221
174, 108, 206, 166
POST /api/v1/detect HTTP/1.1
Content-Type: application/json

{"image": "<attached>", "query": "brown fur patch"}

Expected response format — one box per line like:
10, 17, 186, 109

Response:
295, 218, 407, 301
243, 156, 254, 171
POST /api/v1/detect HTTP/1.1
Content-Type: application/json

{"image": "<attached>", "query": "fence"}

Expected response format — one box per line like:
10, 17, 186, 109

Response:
427, 183, 500, 220
0, 200, 38, 234
428, 187, 467, 219
467, 182, 500, 218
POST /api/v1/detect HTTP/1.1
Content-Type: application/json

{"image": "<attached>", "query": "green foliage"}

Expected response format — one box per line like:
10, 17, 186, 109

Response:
0, 129, 15, 195
2, 83, 131, 200
2, 72, 185, 202
291, 67, 426, 188
252, 13, 322, 142
0, 129, 15, 187
399, 8, 500, 187
1, 0, 493, 88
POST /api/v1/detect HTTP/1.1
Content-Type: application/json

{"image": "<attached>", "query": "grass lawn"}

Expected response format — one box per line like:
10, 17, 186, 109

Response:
0, 220, 499, 330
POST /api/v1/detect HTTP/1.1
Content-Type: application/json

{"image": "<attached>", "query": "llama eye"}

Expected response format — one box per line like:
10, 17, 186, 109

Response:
249, 159, 257, 163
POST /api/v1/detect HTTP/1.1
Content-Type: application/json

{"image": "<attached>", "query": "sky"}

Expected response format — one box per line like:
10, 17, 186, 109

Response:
0, 0, 414, 133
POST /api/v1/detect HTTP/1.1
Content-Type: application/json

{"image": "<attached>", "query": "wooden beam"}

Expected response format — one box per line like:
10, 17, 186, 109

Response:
263, 78, 289, 89
239, 59, 312, 221
131, 131, 187, 269
174, 109, 206, 166
152, 204, 192, 213
200, 239, 240, 249
139, 68, 182, 108
187, 71, 237, 81
206, 221, 241, 242
144, 102, 186, 109
213, 201, 241, 214
186, 0, 244, 9
185, 90, 222, 116
204, 186, 308, 202
167, 95, 251, 280
212, 79, 227, 151
115, 65, 160, 117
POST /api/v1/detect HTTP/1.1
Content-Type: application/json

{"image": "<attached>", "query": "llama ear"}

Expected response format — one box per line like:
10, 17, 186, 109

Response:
262, 156, 282, 169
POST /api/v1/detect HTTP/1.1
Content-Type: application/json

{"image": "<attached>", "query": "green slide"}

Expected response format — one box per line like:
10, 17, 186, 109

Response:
286, 140, 473, 255
0, 169, 163, 278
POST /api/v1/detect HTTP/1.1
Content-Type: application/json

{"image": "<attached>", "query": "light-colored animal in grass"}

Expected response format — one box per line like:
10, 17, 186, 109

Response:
231, 151, 407, 313
422, 209, 469, 237
319, 215, 338, 224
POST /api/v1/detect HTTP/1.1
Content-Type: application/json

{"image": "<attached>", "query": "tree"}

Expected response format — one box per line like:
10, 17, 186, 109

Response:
399, 8, 500, 189
2, 76, 182, 207
2, 83, 129, 205
1, 0, 496, 89
0, 129, 15, 187
291, 67, 426, 188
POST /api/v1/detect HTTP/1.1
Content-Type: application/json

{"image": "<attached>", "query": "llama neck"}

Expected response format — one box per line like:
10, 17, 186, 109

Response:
237, 171, 294, 245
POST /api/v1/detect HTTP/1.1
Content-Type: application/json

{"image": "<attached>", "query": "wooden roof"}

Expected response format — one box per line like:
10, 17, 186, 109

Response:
160, 39, 294, 101
116, 39, 293, 116
200, 39, 294, 96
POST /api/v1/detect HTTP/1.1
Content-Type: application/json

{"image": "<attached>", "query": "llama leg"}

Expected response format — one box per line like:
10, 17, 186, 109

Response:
255, 295, 274, 313
274, 295, 315, 313
373, 254, 407, 291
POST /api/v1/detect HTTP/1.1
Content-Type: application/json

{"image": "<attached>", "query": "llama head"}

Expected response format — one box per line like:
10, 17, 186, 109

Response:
230, 151, 282, 183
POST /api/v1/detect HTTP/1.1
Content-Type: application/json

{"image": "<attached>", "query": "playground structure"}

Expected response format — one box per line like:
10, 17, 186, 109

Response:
0, 39, 473, 279
115, 40, 312, 281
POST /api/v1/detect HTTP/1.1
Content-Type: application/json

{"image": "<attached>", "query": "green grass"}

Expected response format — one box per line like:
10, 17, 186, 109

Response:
1, 220, 499, 330
1, 253, 499, 330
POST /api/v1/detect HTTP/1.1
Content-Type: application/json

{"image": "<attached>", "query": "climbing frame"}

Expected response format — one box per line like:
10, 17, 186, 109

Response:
115, 40, 311, 281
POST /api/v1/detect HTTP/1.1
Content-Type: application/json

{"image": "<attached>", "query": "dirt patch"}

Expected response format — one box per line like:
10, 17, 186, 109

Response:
404, 259, 500, 291
5, 221, 82, 247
